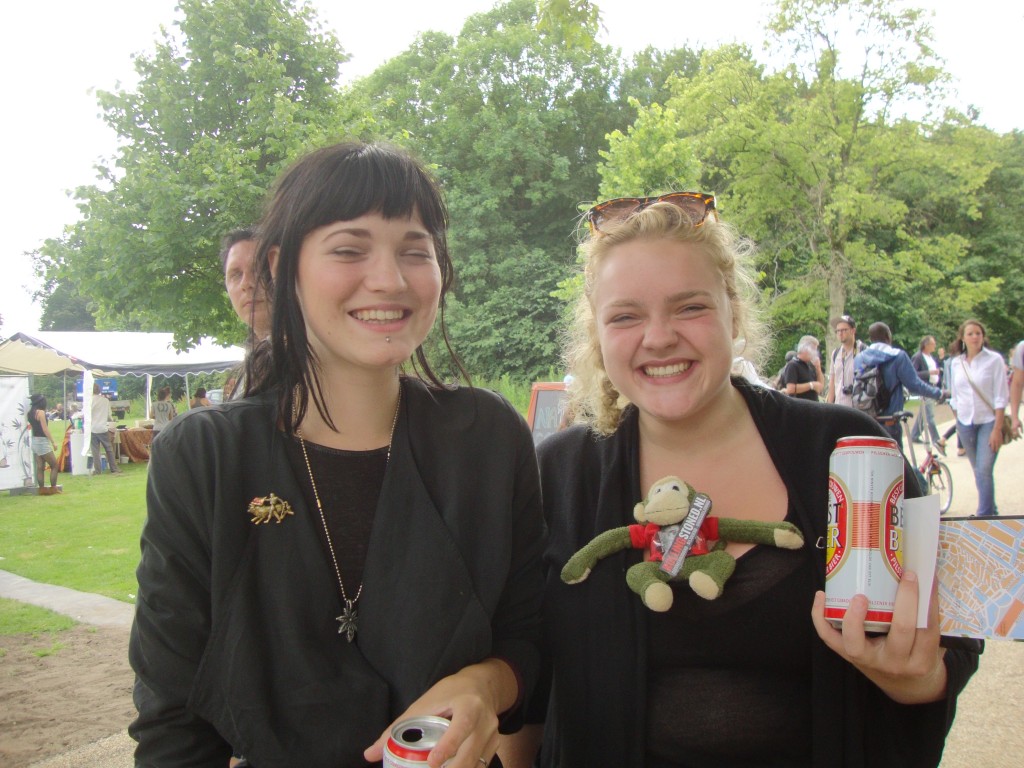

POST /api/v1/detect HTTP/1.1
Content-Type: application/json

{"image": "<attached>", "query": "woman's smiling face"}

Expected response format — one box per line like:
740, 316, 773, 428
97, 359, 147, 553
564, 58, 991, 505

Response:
289, 210, 441, 376
592, 237, 737, 425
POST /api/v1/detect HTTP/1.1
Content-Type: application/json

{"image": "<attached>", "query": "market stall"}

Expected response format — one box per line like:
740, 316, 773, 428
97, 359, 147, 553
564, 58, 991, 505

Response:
0, 331, 244, 488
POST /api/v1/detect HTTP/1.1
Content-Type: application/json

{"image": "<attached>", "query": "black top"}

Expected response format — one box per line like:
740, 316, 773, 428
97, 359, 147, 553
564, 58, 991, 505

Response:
130, 379, 545, 767
646, 538, 814, 767
782, 358, 819, 401
531, 378, 981, 768
28, 408, 47, 438
283, 438, 387, 593
911, 350, 935, 385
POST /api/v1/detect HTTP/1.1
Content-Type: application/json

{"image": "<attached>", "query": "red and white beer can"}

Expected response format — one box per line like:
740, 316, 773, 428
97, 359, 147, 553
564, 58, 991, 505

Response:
383, 716, 451, 767
825, 435, 904, 632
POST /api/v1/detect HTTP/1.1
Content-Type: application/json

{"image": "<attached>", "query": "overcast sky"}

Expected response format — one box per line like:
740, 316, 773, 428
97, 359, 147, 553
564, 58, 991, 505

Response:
2, 0, 1020, 335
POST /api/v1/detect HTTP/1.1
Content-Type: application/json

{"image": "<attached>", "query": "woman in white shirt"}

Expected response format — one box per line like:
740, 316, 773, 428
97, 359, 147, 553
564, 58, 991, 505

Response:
948, 319, 1009, 516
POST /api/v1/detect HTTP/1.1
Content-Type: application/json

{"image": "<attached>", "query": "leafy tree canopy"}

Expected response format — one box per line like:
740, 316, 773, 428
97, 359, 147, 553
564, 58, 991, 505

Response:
352, 0, 633, 379
33, 0, 352, 349
32, 0, 1021, 382
594, 0, 1008, 371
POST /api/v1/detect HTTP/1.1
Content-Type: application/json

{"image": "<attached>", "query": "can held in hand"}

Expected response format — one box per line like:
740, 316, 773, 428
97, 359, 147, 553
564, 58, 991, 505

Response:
384, 716, 450, 767
825, 435, 904, 632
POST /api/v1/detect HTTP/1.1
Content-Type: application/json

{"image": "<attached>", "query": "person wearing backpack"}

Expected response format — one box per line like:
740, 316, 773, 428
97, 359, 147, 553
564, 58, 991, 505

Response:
854, 322, 946, 445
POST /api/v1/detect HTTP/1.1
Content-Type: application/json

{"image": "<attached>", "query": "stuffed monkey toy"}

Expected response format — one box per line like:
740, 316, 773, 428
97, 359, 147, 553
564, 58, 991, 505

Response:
561, 476, 804, 611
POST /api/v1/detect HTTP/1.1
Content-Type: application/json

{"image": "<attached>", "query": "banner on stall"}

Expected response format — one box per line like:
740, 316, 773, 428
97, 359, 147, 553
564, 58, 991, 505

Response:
0, 376, 32, 491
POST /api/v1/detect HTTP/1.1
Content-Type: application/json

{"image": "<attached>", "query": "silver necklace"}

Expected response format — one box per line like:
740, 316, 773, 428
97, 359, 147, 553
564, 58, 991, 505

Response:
295, 386, 401, 641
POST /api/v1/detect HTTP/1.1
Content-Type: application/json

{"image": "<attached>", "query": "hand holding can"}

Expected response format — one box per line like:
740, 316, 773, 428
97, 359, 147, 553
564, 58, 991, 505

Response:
825, 436, 904, 633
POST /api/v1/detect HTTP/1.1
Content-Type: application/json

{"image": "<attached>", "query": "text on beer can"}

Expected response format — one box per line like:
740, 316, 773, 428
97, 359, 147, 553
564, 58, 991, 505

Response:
825, 436, 904, 632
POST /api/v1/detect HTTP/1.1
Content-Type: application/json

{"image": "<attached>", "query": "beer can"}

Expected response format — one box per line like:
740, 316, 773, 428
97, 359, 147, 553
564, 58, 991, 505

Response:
383, 716, 450, 767
825, 435, 904, 632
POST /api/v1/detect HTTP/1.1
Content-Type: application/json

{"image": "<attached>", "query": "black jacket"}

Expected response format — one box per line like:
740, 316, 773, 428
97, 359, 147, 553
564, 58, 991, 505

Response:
532, 378, 979, 768
129, 379, 544, 767
912, 350, 930, 383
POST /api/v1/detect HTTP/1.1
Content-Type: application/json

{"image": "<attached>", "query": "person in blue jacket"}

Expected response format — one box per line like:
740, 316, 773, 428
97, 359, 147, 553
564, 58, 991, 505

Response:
854, 322, 946, 444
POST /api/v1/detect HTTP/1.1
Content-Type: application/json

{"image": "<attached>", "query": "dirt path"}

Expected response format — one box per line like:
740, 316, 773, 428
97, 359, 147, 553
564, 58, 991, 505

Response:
907, 409, 1023, 517
0, 626, 134, 767
1, 622, 1020, 767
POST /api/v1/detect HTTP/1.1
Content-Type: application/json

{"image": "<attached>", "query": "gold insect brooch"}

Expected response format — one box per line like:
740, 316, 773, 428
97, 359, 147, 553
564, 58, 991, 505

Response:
248, 493, 294, 525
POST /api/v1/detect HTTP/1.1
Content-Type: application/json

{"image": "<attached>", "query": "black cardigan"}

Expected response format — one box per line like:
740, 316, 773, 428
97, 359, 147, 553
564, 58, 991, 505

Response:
129, 379, 545, 768
533, 378, 980, 768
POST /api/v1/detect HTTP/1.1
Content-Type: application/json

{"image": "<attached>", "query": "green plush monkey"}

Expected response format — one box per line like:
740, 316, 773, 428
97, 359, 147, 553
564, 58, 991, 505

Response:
561, 476, 804, 611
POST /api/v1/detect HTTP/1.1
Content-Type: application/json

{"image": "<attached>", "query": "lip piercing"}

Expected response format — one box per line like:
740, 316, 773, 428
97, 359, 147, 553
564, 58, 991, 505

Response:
385, 336, 391, 343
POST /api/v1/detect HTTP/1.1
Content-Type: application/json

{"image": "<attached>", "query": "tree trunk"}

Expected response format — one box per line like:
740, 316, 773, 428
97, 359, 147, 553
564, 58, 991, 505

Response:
825, 249, 848, 375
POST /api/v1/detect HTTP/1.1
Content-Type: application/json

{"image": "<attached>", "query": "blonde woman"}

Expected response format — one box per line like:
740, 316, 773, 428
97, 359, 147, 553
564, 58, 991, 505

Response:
522, 197, 979, 768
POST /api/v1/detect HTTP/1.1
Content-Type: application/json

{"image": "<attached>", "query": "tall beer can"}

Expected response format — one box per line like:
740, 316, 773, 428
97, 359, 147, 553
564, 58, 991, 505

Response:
383, 716, 451, 767
825, 435, 904, 632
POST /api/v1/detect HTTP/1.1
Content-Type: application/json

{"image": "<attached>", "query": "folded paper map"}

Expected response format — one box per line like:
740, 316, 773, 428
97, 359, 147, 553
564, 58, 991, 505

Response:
937, 515, 1024, 640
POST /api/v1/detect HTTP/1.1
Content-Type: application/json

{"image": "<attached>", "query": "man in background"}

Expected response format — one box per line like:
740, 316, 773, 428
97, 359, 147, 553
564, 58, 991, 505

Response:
1010, 338, 1024, 437
221, 228, 270, 340
783, 335, 825, 400
90, 383, 122, 475
826, 314, 863, 407
910, 334, 942, 445
220, 228, 270, 400
855, 322, 946, 445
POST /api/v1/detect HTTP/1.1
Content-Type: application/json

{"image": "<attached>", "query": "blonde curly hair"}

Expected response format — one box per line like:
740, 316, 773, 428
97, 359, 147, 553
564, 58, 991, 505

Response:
564, 202, 768, 435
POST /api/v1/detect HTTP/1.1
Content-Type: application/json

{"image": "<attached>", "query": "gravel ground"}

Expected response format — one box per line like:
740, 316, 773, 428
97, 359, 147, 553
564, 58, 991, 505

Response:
920, 413, 1024, 766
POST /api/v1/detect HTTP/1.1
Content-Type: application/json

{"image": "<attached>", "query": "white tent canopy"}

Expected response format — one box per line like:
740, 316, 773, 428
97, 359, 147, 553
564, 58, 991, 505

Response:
0, 331, 244, 377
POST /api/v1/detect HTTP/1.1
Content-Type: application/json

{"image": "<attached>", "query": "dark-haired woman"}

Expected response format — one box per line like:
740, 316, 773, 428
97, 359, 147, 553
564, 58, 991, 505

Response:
189, 387, 212, 409
28, 394, 60, 494
129, 142, 543, 768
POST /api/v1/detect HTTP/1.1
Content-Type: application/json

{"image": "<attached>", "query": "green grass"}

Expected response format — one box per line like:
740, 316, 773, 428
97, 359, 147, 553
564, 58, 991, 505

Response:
0, 598, 76, 635
0, 375, 546, 638
0, 459, 147, 604
478, 374, 552, 417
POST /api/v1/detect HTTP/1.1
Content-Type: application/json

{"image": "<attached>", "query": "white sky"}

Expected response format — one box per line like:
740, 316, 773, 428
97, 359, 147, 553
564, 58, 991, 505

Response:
2, 0, 1021, 335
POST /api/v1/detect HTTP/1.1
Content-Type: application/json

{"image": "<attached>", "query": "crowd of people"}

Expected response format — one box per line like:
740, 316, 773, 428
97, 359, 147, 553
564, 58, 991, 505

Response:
24, 381, 222, 492
22, 140, 1021, 766
777, 313, 1018, 518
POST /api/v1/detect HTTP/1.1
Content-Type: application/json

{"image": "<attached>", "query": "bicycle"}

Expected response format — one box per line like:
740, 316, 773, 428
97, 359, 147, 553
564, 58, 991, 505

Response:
890, 409, 954, 515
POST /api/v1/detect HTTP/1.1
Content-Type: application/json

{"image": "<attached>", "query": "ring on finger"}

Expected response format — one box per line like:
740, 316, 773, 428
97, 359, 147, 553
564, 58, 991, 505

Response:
478, 759, 488, 766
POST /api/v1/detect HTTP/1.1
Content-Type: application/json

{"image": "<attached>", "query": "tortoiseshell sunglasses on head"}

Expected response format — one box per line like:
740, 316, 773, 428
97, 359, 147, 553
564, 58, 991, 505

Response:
585, 191, 718, 234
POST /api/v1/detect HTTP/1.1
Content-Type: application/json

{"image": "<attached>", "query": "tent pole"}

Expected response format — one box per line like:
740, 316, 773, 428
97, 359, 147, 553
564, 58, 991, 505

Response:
82, 370, 95, 463
184, 373, 191, 407
146, 375, 152, 420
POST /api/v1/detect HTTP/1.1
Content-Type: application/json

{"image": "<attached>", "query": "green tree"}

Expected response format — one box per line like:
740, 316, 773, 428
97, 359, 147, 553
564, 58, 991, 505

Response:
595, 1, 1002, 371
33, 229, 98, 331
961, 129, 1024, 352
33, 0, 351, 349
38, 281, 96, 332
354, 0, 628, 379
536, 0, 603, 49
